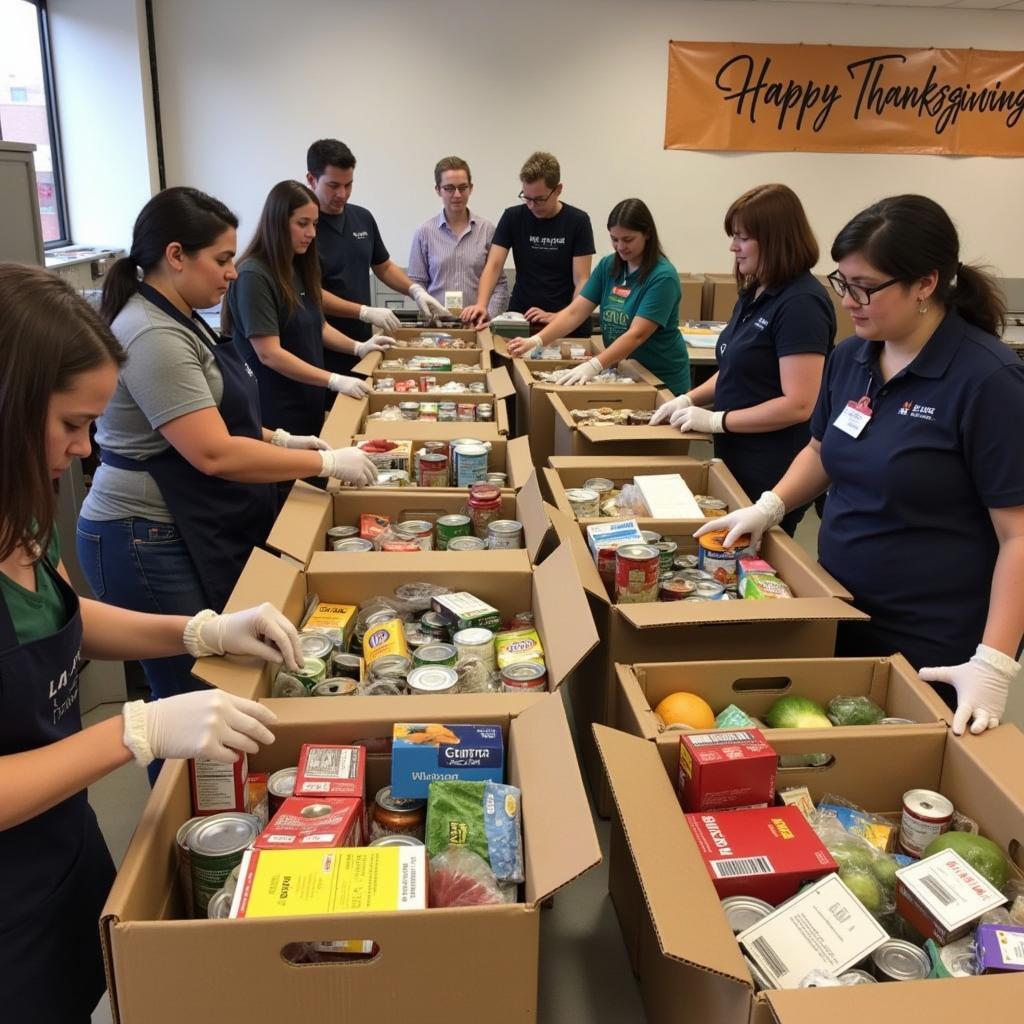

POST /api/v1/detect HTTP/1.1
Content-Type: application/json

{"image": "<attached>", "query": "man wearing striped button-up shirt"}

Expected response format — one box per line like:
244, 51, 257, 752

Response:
407, 156, 509, 320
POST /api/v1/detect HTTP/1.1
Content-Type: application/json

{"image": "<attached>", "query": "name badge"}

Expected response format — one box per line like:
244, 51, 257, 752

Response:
833, 397, 873, 439
612, 285, 631, 298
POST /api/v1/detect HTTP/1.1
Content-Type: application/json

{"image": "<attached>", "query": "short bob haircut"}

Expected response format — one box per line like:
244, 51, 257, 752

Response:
724, 184, 818, 290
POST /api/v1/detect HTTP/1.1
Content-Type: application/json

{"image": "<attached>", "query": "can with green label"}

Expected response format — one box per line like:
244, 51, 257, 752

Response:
436, 513, 472, 550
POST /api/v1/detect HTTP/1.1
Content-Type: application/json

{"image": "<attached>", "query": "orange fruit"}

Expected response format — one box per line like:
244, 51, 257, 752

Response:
654, 691, 715, 729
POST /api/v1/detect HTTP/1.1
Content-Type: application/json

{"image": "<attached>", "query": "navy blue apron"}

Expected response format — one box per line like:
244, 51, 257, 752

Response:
101, 284, 277, 611
0, 559, 115, 1022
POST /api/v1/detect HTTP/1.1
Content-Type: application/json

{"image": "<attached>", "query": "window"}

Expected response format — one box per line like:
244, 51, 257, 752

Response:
0, 0, 69, 245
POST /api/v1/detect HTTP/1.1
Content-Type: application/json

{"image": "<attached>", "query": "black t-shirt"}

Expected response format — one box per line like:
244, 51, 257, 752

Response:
492, 203, 595, 318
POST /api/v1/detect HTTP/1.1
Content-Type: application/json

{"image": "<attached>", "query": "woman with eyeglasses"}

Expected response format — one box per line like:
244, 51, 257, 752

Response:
652, 185, 835, 531
701, 194, 1024, 737
407, 156, 510, 319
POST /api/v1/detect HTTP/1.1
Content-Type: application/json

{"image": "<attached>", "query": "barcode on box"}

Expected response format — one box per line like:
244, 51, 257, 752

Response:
920, 873, 956, 907
711, 856, 775, 878
306, 748, 358, 779
751, 935, 788, 979
690, 732, 752, 746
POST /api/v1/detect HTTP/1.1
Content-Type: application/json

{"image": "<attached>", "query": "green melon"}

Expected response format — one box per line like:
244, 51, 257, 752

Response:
923, 832, 1008, 890
764, 695, 833, 730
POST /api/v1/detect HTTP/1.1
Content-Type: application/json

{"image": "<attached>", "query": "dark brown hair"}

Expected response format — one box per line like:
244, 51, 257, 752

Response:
221, 181, 323, 335
0, 264, 125, 563
434, 156, 472, 188
832, 195, 1005, 336
520, 152, 560, 189
724, 184, 819, 289
607, 198, 666, 283
307, 138, 356, 177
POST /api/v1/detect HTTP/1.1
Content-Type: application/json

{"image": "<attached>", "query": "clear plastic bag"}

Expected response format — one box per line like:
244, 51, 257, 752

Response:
391, 582, 450, 616
428, 848, 509, 908
615, 483, 650, 515
825, 695, 886, 726
372, 527, 421, 552
455, 655, 500, 694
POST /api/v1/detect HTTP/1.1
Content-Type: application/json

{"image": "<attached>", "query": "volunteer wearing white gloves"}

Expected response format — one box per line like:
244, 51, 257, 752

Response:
78, 190, 375, 714
697, 195, 1024, 735
652, 185, 835, 533
506, 199, 690, 395
0, 262, 296, 1021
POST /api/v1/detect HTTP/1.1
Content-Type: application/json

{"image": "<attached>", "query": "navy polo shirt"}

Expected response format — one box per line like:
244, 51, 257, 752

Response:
714, 272, 835, 495
317, 203, 390, 372
812, 310, 1024, 669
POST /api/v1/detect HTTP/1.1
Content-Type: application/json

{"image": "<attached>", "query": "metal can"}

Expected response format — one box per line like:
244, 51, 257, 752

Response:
376, 377, 395, 391
206, 888, 235, 919
407, 665, 459, 695
298, 632, 333, 661
369, 834, 425, 848
467, 381, 486, 393
436, 513, 471, 549
697, 496, 728, 518
692, 580, 727, 600
565, 487, 600, 519
467, 481, 502, 536
376, 470, 410, 488
880, 717, 917, 725
583, 477, 615, 499
326, 525, 359, 545
720, 895, 774, 934
871, 939, 931, 982
294, 656, 327, 690
937, 935, 979, 977
453, 627, 497, 672
679, 567, 715, 583
419, 611, 451, 640
453, 442, 489, 486
267, 767, 297, 817
659, 576, 696, 601
487, 519, 524, 549
674, 553, 699, 571
486, 472, 508, 486
615, 544, 661, 603
413, 642, 458, 668
333, 537, 375, 552
176, 817, 204, 918
639, 530, 662, 545
456, 402, 476, 422
596, 547, 618, 598
899, 789, 954, 857
653, 540, 678, 574
838, 969, 877, 985
448, 535, 487, 551
697, 531, 755, 591
312, 677, 358, 697
476, 403, 494, 422
419, 401, 439, 422
370, 786, 427, 842
419, 375, 438, 392
368, 654, 413, 687
397, 519, 435, 550
188, 812, 261, 918
416, 452, 449, 487
399, 401, 421, 420
438, 401, 457, 422
330, 651, 363, 681
271, 671, 309, 698
501, 661, 548, 693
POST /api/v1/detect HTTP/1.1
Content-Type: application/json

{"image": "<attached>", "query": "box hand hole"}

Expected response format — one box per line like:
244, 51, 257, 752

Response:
282, 940, 381, 966
731, 676, 793, 694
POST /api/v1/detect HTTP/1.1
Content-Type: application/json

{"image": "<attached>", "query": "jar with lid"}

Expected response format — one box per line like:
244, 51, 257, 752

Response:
467, 482, 502, 538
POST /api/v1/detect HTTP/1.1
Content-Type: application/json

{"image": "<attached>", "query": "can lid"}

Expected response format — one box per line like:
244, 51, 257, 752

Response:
566, 488, 600, 502
903, 789, 954, 817
448, 536, 487, 550
639, 531, 662, 544
374, 786, 426, 813
407, 665, 459, 692
298, 633, 333, 659
502, 662, 546, 681
206, 889, 234, 919
397, 519, 433, 532
837, 969, 877, 984
720, 895, 773, 932
616, 544, 659, 560
437, 514, 471, 526
268, 766, 297, 793
488, 519, 523, 533
416, 643, 457, 661
698, 530, 752, 552
312, 678, 357, 697
189, 813, 261, 856
871, 940, 931, 979
369, 834, 425, 847
453, 627, 494, 645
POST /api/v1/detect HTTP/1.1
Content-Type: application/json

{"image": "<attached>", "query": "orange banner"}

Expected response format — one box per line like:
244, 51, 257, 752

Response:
666, 41, 1024, 156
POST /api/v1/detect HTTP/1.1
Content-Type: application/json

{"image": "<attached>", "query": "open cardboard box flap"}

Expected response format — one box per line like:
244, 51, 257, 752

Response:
266, 481, 333, 566
513, 698, 603, 905
506, 435, 532, 489
488, 363, 516, 400
577, 423, 709, 443
359, 409, 509, 439
544, 502, 607, 601
617, 597, 868, 629
593, 724, 750, 984
518, 469, 552, 566
321, 393, 366, 446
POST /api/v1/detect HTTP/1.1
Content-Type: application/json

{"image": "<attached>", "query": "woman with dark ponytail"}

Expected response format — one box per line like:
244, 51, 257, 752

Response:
79, 187, 375, 708
701, 195, 1024, 737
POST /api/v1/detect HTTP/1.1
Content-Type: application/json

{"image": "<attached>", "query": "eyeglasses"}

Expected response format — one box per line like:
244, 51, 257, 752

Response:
439, 184, 472, 194
518, 188, 556, 205
827, 271, 901, 307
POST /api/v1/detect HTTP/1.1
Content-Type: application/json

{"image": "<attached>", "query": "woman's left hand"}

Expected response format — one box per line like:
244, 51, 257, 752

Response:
555, 357, 603, 386
507, 337, 535, 357
674, 406, 725, 434
270, 428, 330, 451
919, 644, 1020, 735
185, 603, 304, 671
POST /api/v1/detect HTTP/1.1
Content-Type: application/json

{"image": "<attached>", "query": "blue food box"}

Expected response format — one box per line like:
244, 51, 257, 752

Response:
391, 723, 505, 799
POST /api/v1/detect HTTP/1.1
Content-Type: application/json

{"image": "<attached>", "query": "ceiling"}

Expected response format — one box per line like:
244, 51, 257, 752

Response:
711, 1, 1024, 8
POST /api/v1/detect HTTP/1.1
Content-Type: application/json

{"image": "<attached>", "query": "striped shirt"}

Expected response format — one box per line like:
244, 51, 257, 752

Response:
407, 211, 510, 316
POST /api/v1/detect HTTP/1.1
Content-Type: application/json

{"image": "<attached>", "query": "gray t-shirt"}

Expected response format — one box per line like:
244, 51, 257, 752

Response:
81, 291, 224, 522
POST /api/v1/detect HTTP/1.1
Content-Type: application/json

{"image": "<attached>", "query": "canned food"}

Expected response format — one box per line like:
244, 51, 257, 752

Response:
413, 642, 458, 668
509, 611, 534, 629
595, 546, 618, 598
436, 513, 471, 549
438, 402, 457, 422
487, 519, 524, 549
267, 767, 297, 817
363, 617, 408, 666
447, 535, 487, 551
468, 381, 486, 393
298, 632, 333, 661
674, 554, 699, 571
653, 540, 678, 573
693, 580, 727, 600
501, 661, 548, 693
899, 789, 954, 857
659, 577, 696, 601
456, 402, 476, 422
399, 401, 421, 420
419, 611, 451, 640
397, 519, 435, 550
419, 402, 439, 422
376, 377, 395, 391
453, 442, 489, 486
615, 544, 661, 604
330, 651, 363, 681
467, 481, 502, 536
419, 375, 438, 391
838, 969, 877, 985
370, 786, 427, 842
679, 567, 715, 583
312, 677, 358, 697
486, 472, 508, 486
720, 895, 774, 934
403, 627, 431, 650
639, 530, 662, 545
367, 654, 413, 687
477, 403, 494, 421
206, 888, 234, 919
696, 496, 728, 517
271, 671, 309, 698
937, 935, 978, 977
369, 834, 425, 847
333, 538, 375, 552
326, 525, 359, 544
565, 487, 600, 519
176, 817, 204, 917
407, 665, 459, 695
870, 939, 931, 982
188, 812, 261, 918
376, 470, 410, 488
453, 627, 497, 672
583, 477, 615, 498
416, 452, 449, 487
697, 530, 755, 590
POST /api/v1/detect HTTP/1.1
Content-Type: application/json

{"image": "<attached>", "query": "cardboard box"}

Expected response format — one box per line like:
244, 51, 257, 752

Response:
367, 365, 500, 392
549, 389, 705, 459
593, 721, 1024, 1024
678, 273, 705, 323
491, 333, 605, 363
352, 345, 493, 377
362, 387, 512, 434
511, 356, 660, 468
703, 273, 740, 322
192, 536, 598, 706
544, 455, 750, 533
545, 504, 867, 817
267, 468, 552, 569
390, 326, 492, 347
100, 696, 600, 1024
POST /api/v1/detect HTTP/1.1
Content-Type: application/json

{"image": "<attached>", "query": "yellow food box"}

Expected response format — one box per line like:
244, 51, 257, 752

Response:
304, 602, 357, 648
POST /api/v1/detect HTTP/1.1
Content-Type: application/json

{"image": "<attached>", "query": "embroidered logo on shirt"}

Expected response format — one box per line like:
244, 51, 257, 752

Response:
754, 316, 770, 331
897, 401, 936, 420
352, 230, 369, 240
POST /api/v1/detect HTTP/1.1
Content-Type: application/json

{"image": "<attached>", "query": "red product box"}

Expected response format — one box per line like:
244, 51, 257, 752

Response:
254, 796, 364, 849
189, 754, 249, 816
677, 729, 777, 812
685, 806, 837, 904
295, 744, 367, 800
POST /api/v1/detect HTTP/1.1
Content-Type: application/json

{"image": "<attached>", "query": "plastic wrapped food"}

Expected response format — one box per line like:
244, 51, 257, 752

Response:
615, 483, 650, 515
826, 695, 886, 727
428, 848, 509, 908
392, 583, 450, 616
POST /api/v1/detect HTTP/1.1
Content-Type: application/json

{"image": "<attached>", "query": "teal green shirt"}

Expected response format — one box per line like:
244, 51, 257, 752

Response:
581, 254, 690, 395
0, 530, 67, 645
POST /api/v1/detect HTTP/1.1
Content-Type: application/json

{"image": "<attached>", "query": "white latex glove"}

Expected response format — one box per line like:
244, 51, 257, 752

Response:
269, 428, 330, 451
359, 305, 401, 332
184, 602, 304, 671
409, 284, 448, 321
650, 394, 691, 426
319, 447, 378, 486
328, 373, 373, 397
674, 406, 725, 434
354, 336, 394, 357
919, 644, 1019, 735
555, 357, 603, 386
507, 336, 536, 358
693, 490, 785, 548
121, 690, 278, 766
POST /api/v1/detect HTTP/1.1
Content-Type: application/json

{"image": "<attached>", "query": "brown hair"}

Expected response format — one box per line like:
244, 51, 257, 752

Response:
434, 156, 472, 188
0, 264, 125, 563
607, 198, 666, 283
519, 151, 560, 189
221, 180, 322, 335
724, 184, 819, 290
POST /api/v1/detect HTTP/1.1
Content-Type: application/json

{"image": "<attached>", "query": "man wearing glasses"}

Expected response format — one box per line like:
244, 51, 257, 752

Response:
407, 156, 509, 319
461, 152, 595, 337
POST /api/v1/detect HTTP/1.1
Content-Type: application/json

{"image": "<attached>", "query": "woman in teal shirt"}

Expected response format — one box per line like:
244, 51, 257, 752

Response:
507, 198, 690, 394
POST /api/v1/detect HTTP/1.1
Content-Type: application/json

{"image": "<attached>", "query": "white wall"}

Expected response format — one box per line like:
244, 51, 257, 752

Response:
150, 0, 1024, 276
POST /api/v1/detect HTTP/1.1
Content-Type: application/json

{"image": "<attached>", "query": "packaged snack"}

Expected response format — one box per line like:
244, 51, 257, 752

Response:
494, 628, 544, 670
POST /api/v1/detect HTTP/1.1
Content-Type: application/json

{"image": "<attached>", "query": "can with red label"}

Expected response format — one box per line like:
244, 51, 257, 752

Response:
419, 375, 437, 392
501, 662, 548, 693
899, 789, 954, 857
597, 547, 617, 598
396, 519, 435, 550
615, 544, 660, 603
416, 452, 449, 487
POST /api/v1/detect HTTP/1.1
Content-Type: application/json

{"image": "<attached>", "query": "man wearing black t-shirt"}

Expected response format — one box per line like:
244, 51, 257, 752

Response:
306, 138, 448, 376
461, 152, 595, 338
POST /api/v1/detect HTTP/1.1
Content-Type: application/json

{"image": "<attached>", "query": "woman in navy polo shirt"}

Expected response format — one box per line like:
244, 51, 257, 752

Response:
653, 184, 835, 533
702, 195, 1024, 736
